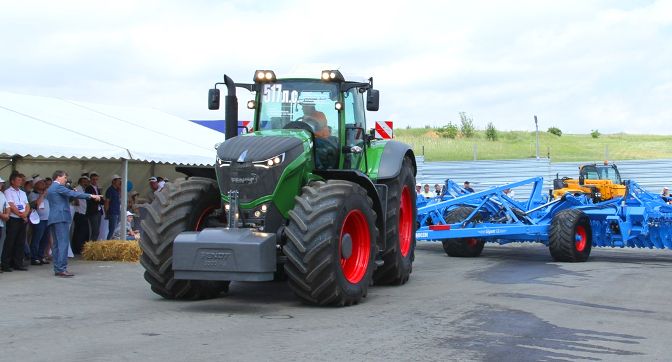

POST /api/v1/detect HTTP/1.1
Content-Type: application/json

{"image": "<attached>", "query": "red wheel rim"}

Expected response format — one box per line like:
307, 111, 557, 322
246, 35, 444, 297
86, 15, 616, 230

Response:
575, 225, 587, 251
339, 210, 371, 284
399, 185, 413, 257
194, 206, 216, 231
467, 238, 479, 248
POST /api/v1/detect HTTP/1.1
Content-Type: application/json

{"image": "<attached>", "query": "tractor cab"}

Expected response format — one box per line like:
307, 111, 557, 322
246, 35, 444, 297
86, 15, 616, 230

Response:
579, 163, 622, 185
552, 162, 626, 202
250, 70, 376, 171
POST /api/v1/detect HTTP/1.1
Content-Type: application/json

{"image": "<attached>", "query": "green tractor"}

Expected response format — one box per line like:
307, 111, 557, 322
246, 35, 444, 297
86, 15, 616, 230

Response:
139, 69, 417, 306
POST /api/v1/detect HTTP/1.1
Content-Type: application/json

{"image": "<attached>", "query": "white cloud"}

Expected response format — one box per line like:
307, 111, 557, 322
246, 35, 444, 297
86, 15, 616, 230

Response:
1, 0, 671, 134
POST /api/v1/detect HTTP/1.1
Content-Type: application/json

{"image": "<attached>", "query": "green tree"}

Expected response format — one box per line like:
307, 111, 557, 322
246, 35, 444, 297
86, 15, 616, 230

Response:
547, 127, 562, 137
437, 122, 459, 139
485, 122, 498, 141
459, 112, 475, 138
591, 129, 600, 138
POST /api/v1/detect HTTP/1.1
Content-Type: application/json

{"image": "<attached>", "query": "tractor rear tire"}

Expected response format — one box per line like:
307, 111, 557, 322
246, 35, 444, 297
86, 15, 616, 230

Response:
373, 155, 416, 285
283, 180, 378, 306
549, 208, 592, 262
139, 177, 229, 300
441, 206, 485, 257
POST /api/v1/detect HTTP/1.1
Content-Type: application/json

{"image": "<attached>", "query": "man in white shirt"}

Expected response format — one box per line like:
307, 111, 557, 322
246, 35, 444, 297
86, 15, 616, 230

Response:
0, 177, 10, 268
2, 171, 30, 271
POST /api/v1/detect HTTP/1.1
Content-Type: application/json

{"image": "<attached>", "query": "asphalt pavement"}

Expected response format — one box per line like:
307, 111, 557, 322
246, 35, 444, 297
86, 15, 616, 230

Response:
1, 242, 671, 361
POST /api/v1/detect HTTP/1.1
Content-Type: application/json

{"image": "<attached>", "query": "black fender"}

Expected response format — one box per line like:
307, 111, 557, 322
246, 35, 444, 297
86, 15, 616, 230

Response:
376, 141, 417, 180
314, 169, 386, 251
175, 166, 216, 180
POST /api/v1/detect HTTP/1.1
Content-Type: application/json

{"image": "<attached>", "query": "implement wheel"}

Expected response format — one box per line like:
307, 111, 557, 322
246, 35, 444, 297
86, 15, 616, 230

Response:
139, 177, 229, 300
373, 155, 416, 285
549, 208, 592, 262
441, 206, 485, 257
283, 180, 378, 306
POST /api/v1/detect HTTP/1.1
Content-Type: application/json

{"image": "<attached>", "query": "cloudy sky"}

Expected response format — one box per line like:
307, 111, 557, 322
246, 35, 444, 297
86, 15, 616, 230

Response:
1, 0, 671, 134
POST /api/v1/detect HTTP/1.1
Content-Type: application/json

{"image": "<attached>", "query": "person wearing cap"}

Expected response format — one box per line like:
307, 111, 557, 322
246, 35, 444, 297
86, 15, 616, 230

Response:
114, 211, 140, 240
28, 177, 51, 265
2, 171, 31, 272
415, 183, 422, 195
0, 176, 10, 272
105, 175, 123, 240
47, 170, 102, 277
463, 181, 475, 193
85, 171, 103, 241
71, 175, 91, 254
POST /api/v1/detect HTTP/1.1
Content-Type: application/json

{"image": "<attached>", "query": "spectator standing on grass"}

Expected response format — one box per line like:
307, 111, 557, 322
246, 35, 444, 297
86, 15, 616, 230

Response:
0, 177, 10, 272
28, 177, 50, 265
47, 170, 102, 277
105, 175, 122, 240
2, 171, 30, 272
85, 171, 103, 241
463, 181, 475, 193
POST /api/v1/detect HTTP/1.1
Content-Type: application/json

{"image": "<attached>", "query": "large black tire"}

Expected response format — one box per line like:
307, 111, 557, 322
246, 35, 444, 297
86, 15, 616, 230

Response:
549, 209, 592, 262
373, 155, 416, 285
139, 177, 229, 300
441, 206, 485, 257
283, 180, 378, 306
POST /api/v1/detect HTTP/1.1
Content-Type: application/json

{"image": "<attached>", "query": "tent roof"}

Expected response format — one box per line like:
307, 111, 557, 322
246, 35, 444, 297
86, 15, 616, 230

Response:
0, 91, 225, 166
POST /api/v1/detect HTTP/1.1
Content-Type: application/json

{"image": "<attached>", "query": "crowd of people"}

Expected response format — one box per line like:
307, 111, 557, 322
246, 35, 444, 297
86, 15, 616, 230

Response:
0, 170, 168, 278
415, 180, 475, 200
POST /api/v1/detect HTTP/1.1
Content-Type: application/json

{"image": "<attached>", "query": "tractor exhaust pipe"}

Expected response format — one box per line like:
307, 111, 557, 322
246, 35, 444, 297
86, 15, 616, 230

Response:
208, 74, 239, 141
223, 75, 238, 141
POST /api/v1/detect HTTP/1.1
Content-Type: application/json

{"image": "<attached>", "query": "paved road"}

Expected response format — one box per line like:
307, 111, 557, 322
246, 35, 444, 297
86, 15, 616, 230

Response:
1, 243, 671, 361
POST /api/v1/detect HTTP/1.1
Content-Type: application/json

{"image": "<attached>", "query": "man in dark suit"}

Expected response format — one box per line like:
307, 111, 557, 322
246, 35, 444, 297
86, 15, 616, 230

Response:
47, 170, 102, 277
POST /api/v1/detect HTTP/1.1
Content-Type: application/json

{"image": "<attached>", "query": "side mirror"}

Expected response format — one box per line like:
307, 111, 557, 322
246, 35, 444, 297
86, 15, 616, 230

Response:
366, 89, 379, 111
208, 88, 220, 110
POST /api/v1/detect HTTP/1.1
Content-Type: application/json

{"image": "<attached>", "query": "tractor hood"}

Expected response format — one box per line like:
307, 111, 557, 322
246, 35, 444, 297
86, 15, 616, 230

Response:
215, 131, 310, 204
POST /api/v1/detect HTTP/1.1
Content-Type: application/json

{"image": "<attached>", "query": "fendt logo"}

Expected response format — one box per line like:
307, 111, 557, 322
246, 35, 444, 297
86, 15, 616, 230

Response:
231, 173, 259, 184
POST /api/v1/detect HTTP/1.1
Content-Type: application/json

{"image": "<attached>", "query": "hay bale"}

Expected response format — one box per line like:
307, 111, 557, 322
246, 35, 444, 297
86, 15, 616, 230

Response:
82, 240, 142, 262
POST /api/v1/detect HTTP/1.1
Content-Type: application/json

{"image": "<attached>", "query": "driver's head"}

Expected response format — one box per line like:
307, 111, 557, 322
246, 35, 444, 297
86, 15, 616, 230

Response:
310, 112, 330, 138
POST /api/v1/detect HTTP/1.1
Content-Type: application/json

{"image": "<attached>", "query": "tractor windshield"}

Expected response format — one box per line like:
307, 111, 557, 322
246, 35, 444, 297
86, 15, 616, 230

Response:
257, 80, 339, 138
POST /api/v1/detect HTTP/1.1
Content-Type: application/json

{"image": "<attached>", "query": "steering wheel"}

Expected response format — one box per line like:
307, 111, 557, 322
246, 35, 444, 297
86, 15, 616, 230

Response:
283, 120, 315, 135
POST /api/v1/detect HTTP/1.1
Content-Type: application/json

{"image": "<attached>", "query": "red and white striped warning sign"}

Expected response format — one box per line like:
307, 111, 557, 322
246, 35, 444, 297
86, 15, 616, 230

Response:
375, 120, 394, 139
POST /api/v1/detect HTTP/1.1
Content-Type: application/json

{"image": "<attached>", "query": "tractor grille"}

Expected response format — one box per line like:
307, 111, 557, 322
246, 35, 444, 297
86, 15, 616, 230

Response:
216, 135, 304, 203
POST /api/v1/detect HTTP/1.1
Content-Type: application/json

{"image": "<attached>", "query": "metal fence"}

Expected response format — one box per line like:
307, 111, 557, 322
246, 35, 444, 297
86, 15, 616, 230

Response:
416, 157, 672, 198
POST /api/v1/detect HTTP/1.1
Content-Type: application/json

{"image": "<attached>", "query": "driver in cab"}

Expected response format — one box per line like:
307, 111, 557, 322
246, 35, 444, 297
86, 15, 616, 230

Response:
301, 104, 330, 139
301, 104, 337, 169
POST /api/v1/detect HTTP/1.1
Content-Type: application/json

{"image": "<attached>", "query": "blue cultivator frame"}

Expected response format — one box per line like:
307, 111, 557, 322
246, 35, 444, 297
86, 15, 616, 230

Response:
415, 177, 672, 261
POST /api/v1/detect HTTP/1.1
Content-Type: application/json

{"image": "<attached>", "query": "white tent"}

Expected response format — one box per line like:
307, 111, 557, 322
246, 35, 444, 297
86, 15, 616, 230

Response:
0, 91, 223, 165
0, 91, 225, 239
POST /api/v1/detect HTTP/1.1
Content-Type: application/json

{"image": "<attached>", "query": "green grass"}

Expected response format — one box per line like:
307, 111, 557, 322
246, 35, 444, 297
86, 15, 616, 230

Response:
395, 128, 672, 162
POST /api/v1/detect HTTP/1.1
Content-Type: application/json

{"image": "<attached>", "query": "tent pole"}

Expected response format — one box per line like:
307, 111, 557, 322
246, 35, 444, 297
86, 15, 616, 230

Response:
120, 158, 128, 241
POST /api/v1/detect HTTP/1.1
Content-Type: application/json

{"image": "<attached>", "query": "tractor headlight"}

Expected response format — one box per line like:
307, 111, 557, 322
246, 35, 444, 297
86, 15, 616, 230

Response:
217, 157, 231, 167
253, 153, 285, 169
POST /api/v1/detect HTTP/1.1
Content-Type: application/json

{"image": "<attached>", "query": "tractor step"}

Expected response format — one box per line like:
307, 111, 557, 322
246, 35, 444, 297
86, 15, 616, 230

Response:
173, 228, 276, 282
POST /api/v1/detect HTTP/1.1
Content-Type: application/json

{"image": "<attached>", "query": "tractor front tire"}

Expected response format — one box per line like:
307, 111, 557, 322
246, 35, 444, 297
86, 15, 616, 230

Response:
441, 206, 485, 257
283, 180, 378, 306
549, 208, 592, 262
139, 177, 229, 300
373, 155, 416, 285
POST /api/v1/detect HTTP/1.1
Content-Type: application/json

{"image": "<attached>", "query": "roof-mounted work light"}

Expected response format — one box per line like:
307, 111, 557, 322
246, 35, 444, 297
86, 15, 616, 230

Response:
254, 70, 277, 83
321, 70, 344, 82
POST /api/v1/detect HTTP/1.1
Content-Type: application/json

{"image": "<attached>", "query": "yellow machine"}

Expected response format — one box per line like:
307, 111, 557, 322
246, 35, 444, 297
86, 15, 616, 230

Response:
552, 162, 626, 202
